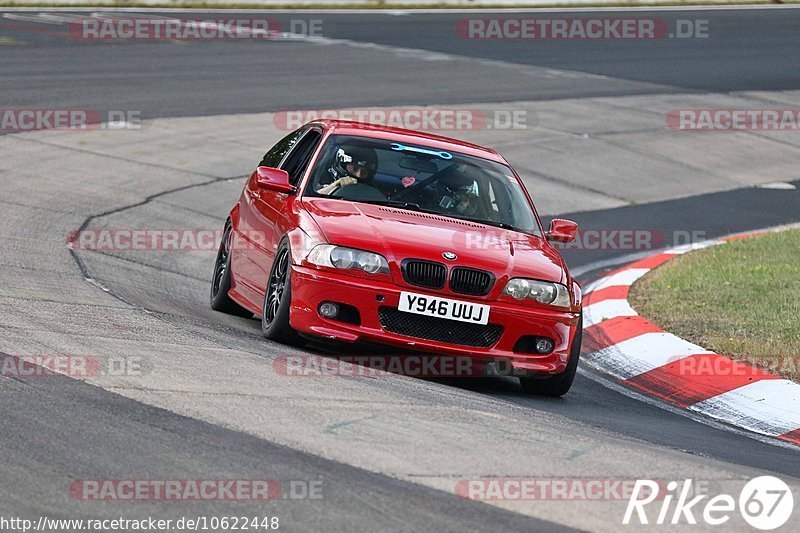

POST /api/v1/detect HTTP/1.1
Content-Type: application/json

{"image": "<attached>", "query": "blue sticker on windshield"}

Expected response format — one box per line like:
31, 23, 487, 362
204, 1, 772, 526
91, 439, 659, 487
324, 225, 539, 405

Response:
389, 142, 452, 160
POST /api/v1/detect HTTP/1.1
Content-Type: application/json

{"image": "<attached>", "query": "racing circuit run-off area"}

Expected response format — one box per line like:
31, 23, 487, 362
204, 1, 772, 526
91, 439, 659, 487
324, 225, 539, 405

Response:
1, 3, 799, 533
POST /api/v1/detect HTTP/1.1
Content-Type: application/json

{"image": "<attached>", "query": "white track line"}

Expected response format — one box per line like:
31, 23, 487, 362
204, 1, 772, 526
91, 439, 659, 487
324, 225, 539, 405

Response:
589, 267, 650, 292
586, 332, 710, 380
577, 366, 800, 451
690, 380, 800, 437
583, 299, 637, 327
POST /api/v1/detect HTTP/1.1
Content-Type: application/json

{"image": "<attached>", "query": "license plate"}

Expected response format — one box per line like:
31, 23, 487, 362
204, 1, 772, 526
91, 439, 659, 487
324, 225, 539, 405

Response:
397, 291, 490, 325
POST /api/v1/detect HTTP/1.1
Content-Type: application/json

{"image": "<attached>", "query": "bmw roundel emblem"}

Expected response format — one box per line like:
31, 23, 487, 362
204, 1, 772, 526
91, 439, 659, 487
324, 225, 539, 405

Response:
442, 251, 457, 261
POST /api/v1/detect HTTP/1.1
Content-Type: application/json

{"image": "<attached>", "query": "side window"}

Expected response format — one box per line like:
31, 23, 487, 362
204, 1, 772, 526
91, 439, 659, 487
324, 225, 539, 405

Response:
281, 130, 323, 186
259, 129, 305, 168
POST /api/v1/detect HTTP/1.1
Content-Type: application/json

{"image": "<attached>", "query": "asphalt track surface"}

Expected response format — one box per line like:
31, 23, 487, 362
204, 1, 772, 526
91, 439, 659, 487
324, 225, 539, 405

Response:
2, 7, 800, 531
2, 8, 800, 117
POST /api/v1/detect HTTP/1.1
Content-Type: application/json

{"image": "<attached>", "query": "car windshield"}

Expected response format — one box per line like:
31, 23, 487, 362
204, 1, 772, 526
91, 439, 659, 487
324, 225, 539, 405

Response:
304, 134, 540, 235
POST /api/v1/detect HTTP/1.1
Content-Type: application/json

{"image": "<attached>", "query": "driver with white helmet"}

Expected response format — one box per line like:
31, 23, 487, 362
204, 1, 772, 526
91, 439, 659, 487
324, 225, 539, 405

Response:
317, 145, 379, 196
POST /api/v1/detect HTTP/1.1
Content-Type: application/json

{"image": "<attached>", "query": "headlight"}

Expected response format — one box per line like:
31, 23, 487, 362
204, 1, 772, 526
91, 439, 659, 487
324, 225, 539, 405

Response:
502, 278, 571, 308
307, 244, 389, 275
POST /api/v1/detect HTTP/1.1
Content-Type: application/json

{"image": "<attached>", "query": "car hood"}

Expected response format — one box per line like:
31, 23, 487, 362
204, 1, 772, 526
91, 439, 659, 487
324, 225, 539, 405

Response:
302, 198, 566, 286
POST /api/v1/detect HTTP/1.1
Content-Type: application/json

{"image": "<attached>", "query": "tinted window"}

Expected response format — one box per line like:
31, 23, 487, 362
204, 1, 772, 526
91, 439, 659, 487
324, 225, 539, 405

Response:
281, 130, 323, 185
259, 129, 305, 168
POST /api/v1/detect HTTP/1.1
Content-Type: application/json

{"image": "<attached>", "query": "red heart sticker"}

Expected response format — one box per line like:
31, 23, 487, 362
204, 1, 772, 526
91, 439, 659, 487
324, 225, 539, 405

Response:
402, 176, 416, 188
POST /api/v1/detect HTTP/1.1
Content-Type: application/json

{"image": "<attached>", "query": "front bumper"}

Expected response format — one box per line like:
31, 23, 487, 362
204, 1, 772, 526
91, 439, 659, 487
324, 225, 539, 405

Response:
289, 265, 581, 374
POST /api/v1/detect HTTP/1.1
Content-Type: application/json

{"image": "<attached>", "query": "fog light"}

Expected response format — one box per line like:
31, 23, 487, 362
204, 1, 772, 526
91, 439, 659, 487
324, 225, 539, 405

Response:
535, 338, 554, 354
319, 302, 339, 319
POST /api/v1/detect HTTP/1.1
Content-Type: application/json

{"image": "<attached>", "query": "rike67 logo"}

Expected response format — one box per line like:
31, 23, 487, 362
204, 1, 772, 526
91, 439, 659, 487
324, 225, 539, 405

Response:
624, 476, 794, 529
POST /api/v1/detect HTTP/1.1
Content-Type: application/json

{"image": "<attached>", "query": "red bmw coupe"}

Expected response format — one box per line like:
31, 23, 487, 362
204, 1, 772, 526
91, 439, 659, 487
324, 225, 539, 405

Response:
211, 120, 582, 395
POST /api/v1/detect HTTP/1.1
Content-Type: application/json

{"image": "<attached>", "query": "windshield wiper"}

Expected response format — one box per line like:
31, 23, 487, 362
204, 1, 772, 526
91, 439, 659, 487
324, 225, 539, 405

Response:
448, 215, 522, 232
355, 199, 425, 211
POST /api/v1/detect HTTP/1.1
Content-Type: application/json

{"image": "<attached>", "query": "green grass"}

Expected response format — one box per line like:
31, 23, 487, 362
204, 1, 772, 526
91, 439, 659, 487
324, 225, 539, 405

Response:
629, 228, 800, 380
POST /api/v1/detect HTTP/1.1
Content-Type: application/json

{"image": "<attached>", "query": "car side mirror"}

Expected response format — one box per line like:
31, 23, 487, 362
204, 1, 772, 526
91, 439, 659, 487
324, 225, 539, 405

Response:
255, 166, 295, 194
546, 219, 578, 243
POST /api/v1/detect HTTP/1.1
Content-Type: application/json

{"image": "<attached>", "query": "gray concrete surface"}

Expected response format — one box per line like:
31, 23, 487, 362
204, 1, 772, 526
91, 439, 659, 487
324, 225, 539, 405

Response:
2, 7, 800, 531
3, 90, 800, 530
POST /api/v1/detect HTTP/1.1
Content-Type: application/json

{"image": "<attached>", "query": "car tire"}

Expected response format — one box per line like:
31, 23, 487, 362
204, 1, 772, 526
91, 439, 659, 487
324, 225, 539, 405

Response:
518, 315, 582, 397
261, 239, 304, 346
210, 222, 252, 318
